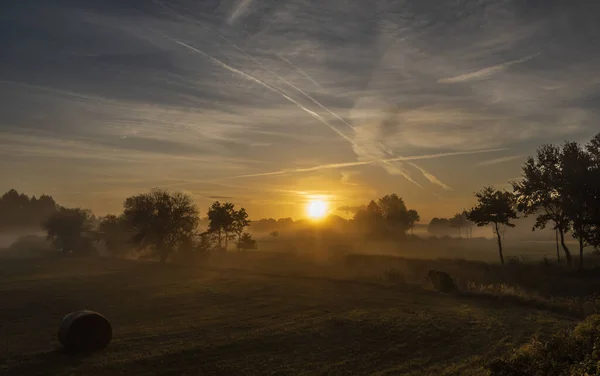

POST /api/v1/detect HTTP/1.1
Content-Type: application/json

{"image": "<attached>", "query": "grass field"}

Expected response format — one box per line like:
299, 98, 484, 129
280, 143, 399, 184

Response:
0, 252, 583, 376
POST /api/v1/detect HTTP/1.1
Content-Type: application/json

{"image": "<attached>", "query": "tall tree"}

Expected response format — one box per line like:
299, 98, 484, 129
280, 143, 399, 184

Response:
467, 187, 518, 265
407, 209, 420, 236
585, 133, 600, 249
43, 208, 95, 254
207, 201, 236, 250
512, 144, 573, 266
378, 194, 410, 235
123, 189, 199, 263
232, 207, 251, 249
560, 141, 594, 269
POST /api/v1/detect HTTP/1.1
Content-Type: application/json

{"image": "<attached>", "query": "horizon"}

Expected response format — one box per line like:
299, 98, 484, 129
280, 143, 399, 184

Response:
2, 0, 599, 222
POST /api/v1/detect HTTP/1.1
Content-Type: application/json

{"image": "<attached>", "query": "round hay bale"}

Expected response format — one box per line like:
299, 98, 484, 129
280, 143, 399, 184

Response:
58, 310, 112, 352
428, 270, 455, 293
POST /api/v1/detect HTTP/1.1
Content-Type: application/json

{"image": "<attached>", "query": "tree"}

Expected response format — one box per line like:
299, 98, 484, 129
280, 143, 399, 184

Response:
207, 201, 235, 250
237, 232, 257, 250
206, 202, 249, 251
0, 189, 58, 231
449, 212, 469, 238
407, 209, 420, 236
467, 187, 518, 265
378, 194, 410, 235
97, 215, 132, 258
584, 133, 600, 249
427, 217, 451, 237
560, 141, 594, 269
232, 208, 251, 249
512, 144, 573, 266
353, 200, 385, 236
123, 189, 199, 263
43, 208, 95, 254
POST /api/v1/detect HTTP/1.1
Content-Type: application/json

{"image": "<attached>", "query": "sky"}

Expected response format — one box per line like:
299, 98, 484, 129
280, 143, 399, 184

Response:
1, 0, 599, 221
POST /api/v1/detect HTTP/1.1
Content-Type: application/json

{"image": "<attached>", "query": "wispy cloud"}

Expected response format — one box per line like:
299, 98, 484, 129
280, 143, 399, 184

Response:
231, 148, 508, 178
405, 162, 452, 191
477, 155, 525, 167
438, 54, 539, 84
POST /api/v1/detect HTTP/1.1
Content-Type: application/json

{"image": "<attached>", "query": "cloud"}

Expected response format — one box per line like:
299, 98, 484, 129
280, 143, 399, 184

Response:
477, 155, 525, 167
438, 55, 539, 84
405, 162, 453, 191
231, 148, 508, 178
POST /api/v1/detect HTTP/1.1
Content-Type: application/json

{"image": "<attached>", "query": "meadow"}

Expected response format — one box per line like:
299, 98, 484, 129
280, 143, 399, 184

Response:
2, 239, 598, 376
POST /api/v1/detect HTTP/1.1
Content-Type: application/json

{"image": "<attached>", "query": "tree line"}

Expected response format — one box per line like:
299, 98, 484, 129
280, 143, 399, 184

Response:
427, 212, 474, 238
42, 189, 256, 263
466, 132, 600, 267
0, 189, 58, 231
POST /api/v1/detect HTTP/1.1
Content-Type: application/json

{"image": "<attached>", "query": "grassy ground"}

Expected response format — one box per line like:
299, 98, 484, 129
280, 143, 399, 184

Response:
0, 253, 581, 376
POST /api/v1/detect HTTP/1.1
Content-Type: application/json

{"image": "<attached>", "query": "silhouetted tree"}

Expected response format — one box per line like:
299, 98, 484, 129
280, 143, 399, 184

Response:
43, 208, 95, 254
585, 133, 600, 249
237, 232, 257, 250
427, 217, 452, 237
560, 141, 595, 269
353, 200, 384, 236
467, 187, 518, 265
232, 207, 251, 249
97, 215, 132, 258
207, 201, 234, 250
407, 209, 420, 235
513, 144, 573, 266
0, 189, 58, 231
123, 189, 199, 263
450, 212, 469, 238
378, 194, 411, 235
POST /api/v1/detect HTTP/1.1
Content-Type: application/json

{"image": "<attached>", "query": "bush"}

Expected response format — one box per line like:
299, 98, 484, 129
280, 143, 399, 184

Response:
488, 314, 600, 376
428, 270, 455, 292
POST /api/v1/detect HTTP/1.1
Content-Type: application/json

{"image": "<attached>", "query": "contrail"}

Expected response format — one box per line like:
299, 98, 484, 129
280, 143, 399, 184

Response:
161, 36, 359, 148
158, 33, 422, 187
154, 0, 354, 130
151, 1, 438, 189
229, 148, 508, 179
276, 54, 323, 89
405, 162, 453, 191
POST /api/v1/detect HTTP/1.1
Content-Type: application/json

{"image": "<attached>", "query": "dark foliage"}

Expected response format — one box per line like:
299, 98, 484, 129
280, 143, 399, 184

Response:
123, 189, 199, 263
488, 314, 600, 376
43, 207, 96, 254
467, 187, 518, 265
0, 189, 58, 231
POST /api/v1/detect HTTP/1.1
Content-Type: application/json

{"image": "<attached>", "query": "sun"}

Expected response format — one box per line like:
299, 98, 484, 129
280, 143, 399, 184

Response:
306, 200, 328, 219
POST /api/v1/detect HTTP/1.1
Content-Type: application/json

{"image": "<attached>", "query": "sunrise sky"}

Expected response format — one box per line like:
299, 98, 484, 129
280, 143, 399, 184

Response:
1, 0, 599, 221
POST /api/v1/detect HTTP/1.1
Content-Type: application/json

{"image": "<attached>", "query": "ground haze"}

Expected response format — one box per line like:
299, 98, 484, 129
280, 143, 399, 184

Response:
0, 253, 578, 375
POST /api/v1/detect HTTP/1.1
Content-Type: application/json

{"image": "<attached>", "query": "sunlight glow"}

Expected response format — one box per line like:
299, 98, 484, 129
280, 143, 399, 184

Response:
306, 200, 328, 219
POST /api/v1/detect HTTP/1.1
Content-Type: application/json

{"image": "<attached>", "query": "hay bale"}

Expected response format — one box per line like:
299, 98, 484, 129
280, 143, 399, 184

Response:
58, 310, 112, 352
428, 270, 455, 293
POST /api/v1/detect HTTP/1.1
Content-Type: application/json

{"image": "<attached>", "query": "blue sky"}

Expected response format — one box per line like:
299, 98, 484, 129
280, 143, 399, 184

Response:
1, 0, 599, 220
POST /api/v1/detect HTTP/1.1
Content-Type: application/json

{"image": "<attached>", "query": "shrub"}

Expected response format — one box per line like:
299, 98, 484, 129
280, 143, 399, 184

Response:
488, 314, 600, 376
428, 270, 455, 292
